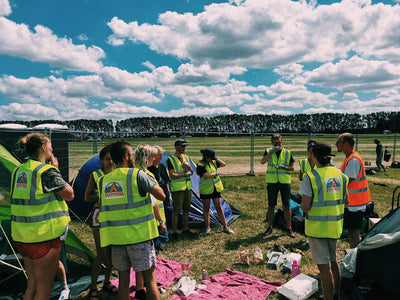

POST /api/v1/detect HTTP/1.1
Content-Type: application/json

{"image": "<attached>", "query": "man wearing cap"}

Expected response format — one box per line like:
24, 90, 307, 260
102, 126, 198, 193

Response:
167, 139, 194, 239
336, 133, 371, 248
261, 133, 295, 238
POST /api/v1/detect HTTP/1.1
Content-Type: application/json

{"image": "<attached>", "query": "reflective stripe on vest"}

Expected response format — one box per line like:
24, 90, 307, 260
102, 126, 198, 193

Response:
265, 148, 291, 184
11, 159, 70, 243
341, 151, 371, 206
299, 158, 312, 175
198, 160, 224, 195
168, 155, 192, 191
304, 167, 348, 239
98, 167, 158, 247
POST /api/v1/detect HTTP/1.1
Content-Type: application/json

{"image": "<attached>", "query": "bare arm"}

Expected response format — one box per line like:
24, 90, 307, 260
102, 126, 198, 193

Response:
57, 184, 74, 201
301, 194, 312, 213
150, 185, 165, 201
84, 173, 98, 202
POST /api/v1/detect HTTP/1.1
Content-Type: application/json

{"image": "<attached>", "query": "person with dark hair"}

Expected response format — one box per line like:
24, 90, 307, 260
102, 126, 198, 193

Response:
84, 145, 117, 299
197, 148, 233, 234
299, 140, 317, 181
300, 142, 349, 300
166, 139, 194, 240
336, 133, 371, 248
11, 133, 74, 300
261, 133, 295, 238
98, 142, 165, 300
373, 139, 387, 174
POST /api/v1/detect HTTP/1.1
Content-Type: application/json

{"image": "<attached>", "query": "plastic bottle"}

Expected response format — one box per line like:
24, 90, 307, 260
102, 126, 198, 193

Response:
181, 254, 190, 277
292, 260, 300, 278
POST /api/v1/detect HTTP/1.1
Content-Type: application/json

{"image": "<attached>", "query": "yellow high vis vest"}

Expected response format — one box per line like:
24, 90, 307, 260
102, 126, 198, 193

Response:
98, 167, 158, 247
11, 159, 70, 243
265, 148, 292, 184
145, 170, 166, 225
168, 154, 192, 192
299, 158, 312, 178
198, 160, 224, 195
91, 168, 105, 197
305, 166, 348, 239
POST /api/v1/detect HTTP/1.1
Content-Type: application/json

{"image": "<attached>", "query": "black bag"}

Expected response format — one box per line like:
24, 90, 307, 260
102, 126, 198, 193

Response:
384, 149, 391, 162
291, 214, 305, 233
290, 192, 302, 204
391, 161, 400, 168
273, 209, 286, 229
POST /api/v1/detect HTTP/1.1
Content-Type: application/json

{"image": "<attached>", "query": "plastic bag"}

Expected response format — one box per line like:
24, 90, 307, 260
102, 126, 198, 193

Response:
238, 250, 250, 265
252, 246, 264, 265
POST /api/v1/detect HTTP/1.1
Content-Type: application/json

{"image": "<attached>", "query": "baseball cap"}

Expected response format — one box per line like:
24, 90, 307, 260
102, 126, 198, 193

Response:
175, 139, 188, 146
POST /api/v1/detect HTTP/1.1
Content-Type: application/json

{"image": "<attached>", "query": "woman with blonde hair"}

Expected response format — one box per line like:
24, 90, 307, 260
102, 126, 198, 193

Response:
11, 133, 74, 300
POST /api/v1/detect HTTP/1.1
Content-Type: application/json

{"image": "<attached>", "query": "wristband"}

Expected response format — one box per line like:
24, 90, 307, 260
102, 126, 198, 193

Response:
159, 219, 164, 224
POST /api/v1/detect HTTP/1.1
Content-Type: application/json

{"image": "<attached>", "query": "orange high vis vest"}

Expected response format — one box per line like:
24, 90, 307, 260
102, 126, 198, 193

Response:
341, 151, 371, 207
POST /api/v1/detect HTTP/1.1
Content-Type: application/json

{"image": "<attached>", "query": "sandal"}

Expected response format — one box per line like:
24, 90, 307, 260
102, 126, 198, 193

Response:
102, 281, 118, 294
88, 289, 99, 300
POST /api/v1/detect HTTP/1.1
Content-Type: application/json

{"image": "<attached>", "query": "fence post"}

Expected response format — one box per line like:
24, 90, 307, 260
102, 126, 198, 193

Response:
355, 133, 359, 151
393, 134, 397, 162
93, 133, 98, 154
247, 132, 255, 176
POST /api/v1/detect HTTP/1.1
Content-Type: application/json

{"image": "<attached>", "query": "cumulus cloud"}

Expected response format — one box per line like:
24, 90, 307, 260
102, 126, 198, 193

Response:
0, 0, 11, 16
0, 17, 105, 72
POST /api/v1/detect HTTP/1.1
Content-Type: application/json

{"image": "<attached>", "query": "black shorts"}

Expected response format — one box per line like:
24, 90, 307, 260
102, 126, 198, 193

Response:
343, 208, 364, 230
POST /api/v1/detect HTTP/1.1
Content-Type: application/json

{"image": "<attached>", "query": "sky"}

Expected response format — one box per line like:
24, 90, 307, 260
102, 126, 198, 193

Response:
1, 0, 400, 121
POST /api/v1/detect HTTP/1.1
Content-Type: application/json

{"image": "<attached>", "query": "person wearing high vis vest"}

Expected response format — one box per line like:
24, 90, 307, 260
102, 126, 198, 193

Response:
148, 146, 170, 254
166, 139, 194, 240
261, 133, 295, 238
299, 140, 316, 181
300, 142, 349, 300
336, 133, 371, 248
98, 141, 165, 300
11, 133, 74, 300
197, 148, 234, 235
84, 145, 118, 299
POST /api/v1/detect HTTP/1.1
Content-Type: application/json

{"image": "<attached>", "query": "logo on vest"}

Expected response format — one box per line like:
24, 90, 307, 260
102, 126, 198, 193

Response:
16, 172, 28, 189
325, 177, 341, 193
104, 181, 124, 199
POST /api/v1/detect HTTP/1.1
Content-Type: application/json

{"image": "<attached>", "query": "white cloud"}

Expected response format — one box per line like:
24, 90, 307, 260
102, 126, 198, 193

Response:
0, 0, 11, 16
0, 17, 105, 72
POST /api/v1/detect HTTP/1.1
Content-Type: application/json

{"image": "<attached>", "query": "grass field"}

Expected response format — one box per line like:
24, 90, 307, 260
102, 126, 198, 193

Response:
68, 134, 400, 299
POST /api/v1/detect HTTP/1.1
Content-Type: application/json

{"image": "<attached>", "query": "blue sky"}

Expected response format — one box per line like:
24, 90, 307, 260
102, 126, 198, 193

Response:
0, 0, 400, 121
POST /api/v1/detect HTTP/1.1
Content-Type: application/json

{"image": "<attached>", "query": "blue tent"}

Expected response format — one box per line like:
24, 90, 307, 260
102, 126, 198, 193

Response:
70, 153, 240, 227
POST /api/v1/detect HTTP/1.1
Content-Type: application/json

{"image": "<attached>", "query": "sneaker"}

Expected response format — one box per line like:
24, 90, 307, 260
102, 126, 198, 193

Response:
205, 227, 212, 234
223, 227, 234, 234
58, 288, 70, 300
288, 228, 296, 238
263, 227, 273, 237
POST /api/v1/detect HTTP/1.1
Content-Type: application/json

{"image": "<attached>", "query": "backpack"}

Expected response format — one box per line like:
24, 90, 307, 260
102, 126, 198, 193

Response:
384, 149, 391, 162
391, 161, 400, 168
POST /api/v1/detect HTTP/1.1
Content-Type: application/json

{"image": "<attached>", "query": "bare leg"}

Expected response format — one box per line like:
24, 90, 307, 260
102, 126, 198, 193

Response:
331, 260, 341, 296
117, 269, 130, 300
212, 198, 227, 227
267, 205, 275, 229
318, 263, 334, 300
90, 229, 102, 290
348, 229, 361, 248
142, 266, 160, 300
283, 204, 293, 230
22, 257, 35, 300
103, 246, 113, 283
32, 247, 61, 300
202, 198, 211, 228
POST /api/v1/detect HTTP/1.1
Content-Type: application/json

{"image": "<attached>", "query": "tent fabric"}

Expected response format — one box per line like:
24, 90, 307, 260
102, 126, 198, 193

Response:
171, 268, 282, 300
70, 152, 241, 226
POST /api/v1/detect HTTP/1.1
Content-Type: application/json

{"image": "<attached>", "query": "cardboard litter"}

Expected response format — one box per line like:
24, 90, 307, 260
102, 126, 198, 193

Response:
277, 273, 318, 300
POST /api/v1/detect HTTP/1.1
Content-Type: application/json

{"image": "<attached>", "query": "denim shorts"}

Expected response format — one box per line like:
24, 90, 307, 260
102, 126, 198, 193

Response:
267, 183, 291, 206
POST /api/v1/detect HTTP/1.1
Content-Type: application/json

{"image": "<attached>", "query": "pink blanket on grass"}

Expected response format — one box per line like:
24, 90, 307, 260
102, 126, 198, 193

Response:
110, 257, 183, 298
171, 268, 282, 300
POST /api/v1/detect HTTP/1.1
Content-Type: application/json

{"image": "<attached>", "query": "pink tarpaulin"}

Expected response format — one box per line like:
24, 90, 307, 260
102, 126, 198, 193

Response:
110, 257, 183, 298
171, 268, 282, 300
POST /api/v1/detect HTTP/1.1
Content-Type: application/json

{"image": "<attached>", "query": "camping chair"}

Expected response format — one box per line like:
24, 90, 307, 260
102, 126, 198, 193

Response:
0, 220, 27, 284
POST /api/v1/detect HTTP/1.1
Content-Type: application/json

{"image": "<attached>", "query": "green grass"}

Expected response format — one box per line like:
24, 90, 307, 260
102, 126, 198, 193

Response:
67, 135, 399, 299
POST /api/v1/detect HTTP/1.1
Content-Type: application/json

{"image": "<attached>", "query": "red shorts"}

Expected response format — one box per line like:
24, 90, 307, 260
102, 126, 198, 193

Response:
15, 237, 61, 259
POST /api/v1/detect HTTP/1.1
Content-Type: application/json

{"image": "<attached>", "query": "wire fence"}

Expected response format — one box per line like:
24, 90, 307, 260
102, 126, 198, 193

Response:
0, 128, 398, 181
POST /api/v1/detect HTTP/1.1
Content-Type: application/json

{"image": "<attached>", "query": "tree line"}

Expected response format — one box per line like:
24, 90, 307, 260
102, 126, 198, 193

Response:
2, 111, 399, 135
